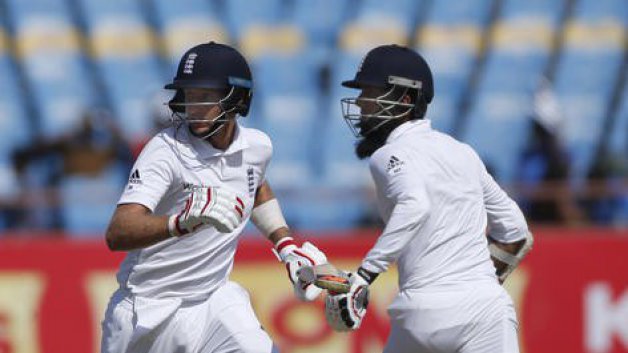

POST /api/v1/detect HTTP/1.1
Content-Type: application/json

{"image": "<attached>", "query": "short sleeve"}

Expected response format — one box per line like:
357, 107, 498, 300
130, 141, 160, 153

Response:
118, 137, 175, 212
245, 128, 273, 185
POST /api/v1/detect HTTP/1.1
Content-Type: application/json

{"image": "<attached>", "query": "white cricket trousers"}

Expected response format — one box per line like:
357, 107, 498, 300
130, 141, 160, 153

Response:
383, 281, 519, 353
101, 281, 278, 353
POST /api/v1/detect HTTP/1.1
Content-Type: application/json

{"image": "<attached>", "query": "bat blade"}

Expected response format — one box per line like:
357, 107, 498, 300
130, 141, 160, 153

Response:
297, 264, 351, 294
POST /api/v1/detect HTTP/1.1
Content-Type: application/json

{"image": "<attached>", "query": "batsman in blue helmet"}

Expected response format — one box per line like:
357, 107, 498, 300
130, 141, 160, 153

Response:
101, 42, 329, 353
324, 44, 533, 353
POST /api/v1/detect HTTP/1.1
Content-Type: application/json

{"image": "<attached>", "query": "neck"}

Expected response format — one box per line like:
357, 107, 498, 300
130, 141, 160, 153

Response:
208, 120, 236, 150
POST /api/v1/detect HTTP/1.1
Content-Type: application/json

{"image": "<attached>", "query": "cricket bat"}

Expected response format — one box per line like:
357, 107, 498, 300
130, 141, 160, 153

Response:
297, 264, 351, 294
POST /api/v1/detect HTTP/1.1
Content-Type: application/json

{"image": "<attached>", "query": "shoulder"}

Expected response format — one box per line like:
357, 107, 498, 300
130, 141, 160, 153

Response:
242, 127, 272, 148
136, 127, 178, 160
242, 126, 273, 154
369, 144, 408, 178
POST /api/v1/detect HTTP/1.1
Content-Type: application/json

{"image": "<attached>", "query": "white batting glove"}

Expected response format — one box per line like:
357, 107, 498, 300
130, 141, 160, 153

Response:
168, 186, 246, 236
274, 237, 328, 301
325, 272, 370, 331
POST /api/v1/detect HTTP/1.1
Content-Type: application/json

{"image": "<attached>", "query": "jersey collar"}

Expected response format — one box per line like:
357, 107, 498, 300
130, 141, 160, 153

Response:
186, 122, 250, 158
386, 118, 432, 144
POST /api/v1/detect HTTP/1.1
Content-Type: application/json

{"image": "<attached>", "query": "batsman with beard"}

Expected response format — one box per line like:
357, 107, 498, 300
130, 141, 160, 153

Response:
323, 45, 533, 353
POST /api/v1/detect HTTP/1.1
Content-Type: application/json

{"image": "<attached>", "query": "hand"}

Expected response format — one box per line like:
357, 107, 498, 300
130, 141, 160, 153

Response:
169, 187, 245, 236
274, 238, 328, 301
325, 272, 369, 331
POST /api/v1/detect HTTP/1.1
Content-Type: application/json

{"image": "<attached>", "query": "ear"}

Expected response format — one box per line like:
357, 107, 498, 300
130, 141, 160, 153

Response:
401, 94, 412, 104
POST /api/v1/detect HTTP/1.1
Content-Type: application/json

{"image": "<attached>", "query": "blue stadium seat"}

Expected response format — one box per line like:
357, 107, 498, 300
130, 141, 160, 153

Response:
463, 90, 532, 183
500, 0, 566, 25
417, 0, 493, 133
292, 0, 351, 62
59, 164, 126, 236
553, 0, 625, 182
0, 26, 31, 164
254, 54, 320, 189
427, 0, 493, 26
223, 0, 283, 39
358, 0, 421, 31
460, 0, 568, 183
572, 0, 626, 23
322, 53, 372, 188
338, 0, 428, 55
0, 162, 20, 204
78, 0, 165, 142
301, 52, 372, 230
608, 88, 627, 162
5, 0, 96, 138
150, 0, 228, 71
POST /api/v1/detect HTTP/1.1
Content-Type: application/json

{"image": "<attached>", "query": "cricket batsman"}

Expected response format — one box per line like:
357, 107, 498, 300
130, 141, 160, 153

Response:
323, 44, 533, 353
101, 42, 327, 353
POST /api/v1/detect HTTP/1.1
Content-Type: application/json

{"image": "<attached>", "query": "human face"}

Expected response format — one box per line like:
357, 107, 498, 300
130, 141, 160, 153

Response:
183, 88, 226, 136
354, 86, 389, 136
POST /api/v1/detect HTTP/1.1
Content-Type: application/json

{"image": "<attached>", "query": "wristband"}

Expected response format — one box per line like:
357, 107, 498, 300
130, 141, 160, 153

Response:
251, 199, 288, 238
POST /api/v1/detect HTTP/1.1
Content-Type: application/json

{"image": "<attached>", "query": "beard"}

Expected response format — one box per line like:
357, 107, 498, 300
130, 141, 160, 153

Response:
354, 119, 399, 159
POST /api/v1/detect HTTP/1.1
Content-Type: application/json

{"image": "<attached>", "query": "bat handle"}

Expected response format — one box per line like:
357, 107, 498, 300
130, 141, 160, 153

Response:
296, 265, 316, 284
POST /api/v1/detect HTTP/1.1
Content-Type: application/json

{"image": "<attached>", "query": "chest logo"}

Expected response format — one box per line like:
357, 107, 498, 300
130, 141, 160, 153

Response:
386, 155, 405, 174
247, 167, 255, 196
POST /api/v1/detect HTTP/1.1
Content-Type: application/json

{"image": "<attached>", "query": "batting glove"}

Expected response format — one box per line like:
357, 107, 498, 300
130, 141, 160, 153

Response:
274, 237, 328, 301
325, 272, 370, 331
169, 186, 246, 236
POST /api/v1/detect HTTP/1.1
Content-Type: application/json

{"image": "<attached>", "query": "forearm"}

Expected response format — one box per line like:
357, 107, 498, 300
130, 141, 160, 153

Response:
105, 204, 171, 251
253, 181, 291, 246
361, 205, 428, 275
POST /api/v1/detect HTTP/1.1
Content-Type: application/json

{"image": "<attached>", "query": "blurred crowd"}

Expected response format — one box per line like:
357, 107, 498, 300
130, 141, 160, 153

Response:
0, 0, 626, 235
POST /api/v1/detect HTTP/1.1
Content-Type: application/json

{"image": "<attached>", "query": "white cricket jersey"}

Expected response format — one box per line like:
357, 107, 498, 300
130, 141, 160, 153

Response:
361, 119, 529, 290
115, 123, 272, 301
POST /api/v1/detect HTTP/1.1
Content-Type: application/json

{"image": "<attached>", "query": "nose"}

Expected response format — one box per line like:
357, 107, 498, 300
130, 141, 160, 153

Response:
186, 105, 210, 118
356, 97, 367, 110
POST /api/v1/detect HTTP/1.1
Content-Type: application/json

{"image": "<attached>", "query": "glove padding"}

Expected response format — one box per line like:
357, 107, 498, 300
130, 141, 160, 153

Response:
275, 238, 328, 301
325, 272, 369, 331
170, 186, 245, 236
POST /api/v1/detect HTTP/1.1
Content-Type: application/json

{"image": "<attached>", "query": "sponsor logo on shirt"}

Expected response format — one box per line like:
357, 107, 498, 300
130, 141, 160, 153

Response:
386, 155, 404, 174
128, 169, 142, 184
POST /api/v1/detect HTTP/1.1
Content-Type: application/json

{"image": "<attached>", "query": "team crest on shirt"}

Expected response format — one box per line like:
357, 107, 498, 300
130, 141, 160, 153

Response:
386, 155, 405, 174
247, 167, 255, 196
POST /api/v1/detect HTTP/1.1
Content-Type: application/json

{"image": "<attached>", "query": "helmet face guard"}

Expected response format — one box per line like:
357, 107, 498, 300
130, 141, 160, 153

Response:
168, 86, 244, 139
164, 42, 254, 140
166, 77, 253, 140
341, 76, 420, 138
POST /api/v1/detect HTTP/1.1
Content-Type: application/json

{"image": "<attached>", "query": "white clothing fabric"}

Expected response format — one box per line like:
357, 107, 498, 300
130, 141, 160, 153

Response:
359, 119, 528, 352
361, 119, 529, 290
115, 124, 272, 302
101, 281, 277, 353
384, 282, 519, 353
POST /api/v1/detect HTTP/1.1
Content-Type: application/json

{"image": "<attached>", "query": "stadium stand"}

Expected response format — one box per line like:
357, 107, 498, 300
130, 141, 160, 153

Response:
4, 0, 96, 138
553, 0, 626, 184
75, 0, 165, 142
462, 0, 568, 183
0, 0, 625, 232
291, 0, 351, 64
416, 0, 495, 133
150, 0, 228, 71
0, 21, 28, 209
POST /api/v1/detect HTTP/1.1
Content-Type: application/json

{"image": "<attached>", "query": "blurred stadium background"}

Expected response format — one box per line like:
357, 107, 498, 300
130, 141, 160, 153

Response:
0, 0, 626, 352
